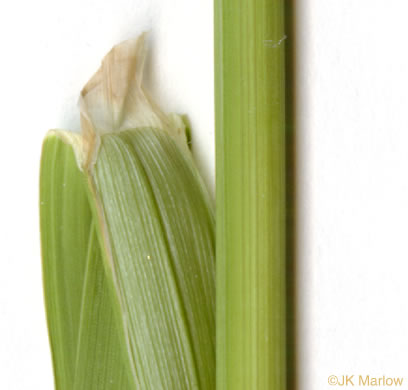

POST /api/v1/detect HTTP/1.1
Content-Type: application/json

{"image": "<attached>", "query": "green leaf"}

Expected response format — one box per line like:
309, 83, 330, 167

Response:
40, 129, 215, 389
73, 222, 134, 390
40, 134, 91, 389
40, 34, 215, 390
87, 128, 215, 389
40, 134, 133, 390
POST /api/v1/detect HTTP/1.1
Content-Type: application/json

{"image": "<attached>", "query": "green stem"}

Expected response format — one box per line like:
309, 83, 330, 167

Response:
215, 1, 286, 389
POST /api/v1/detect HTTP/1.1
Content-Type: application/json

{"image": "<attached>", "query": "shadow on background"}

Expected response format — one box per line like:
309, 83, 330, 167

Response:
286, 1, 298, 390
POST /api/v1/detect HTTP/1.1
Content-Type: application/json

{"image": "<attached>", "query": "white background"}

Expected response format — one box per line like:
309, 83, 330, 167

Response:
0, 1, 407, 389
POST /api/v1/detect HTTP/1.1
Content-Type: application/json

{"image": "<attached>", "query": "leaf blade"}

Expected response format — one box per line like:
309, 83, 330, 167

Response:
87, 128, 215, 389
40, 134, 92, 389
40, 133, 135, 390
